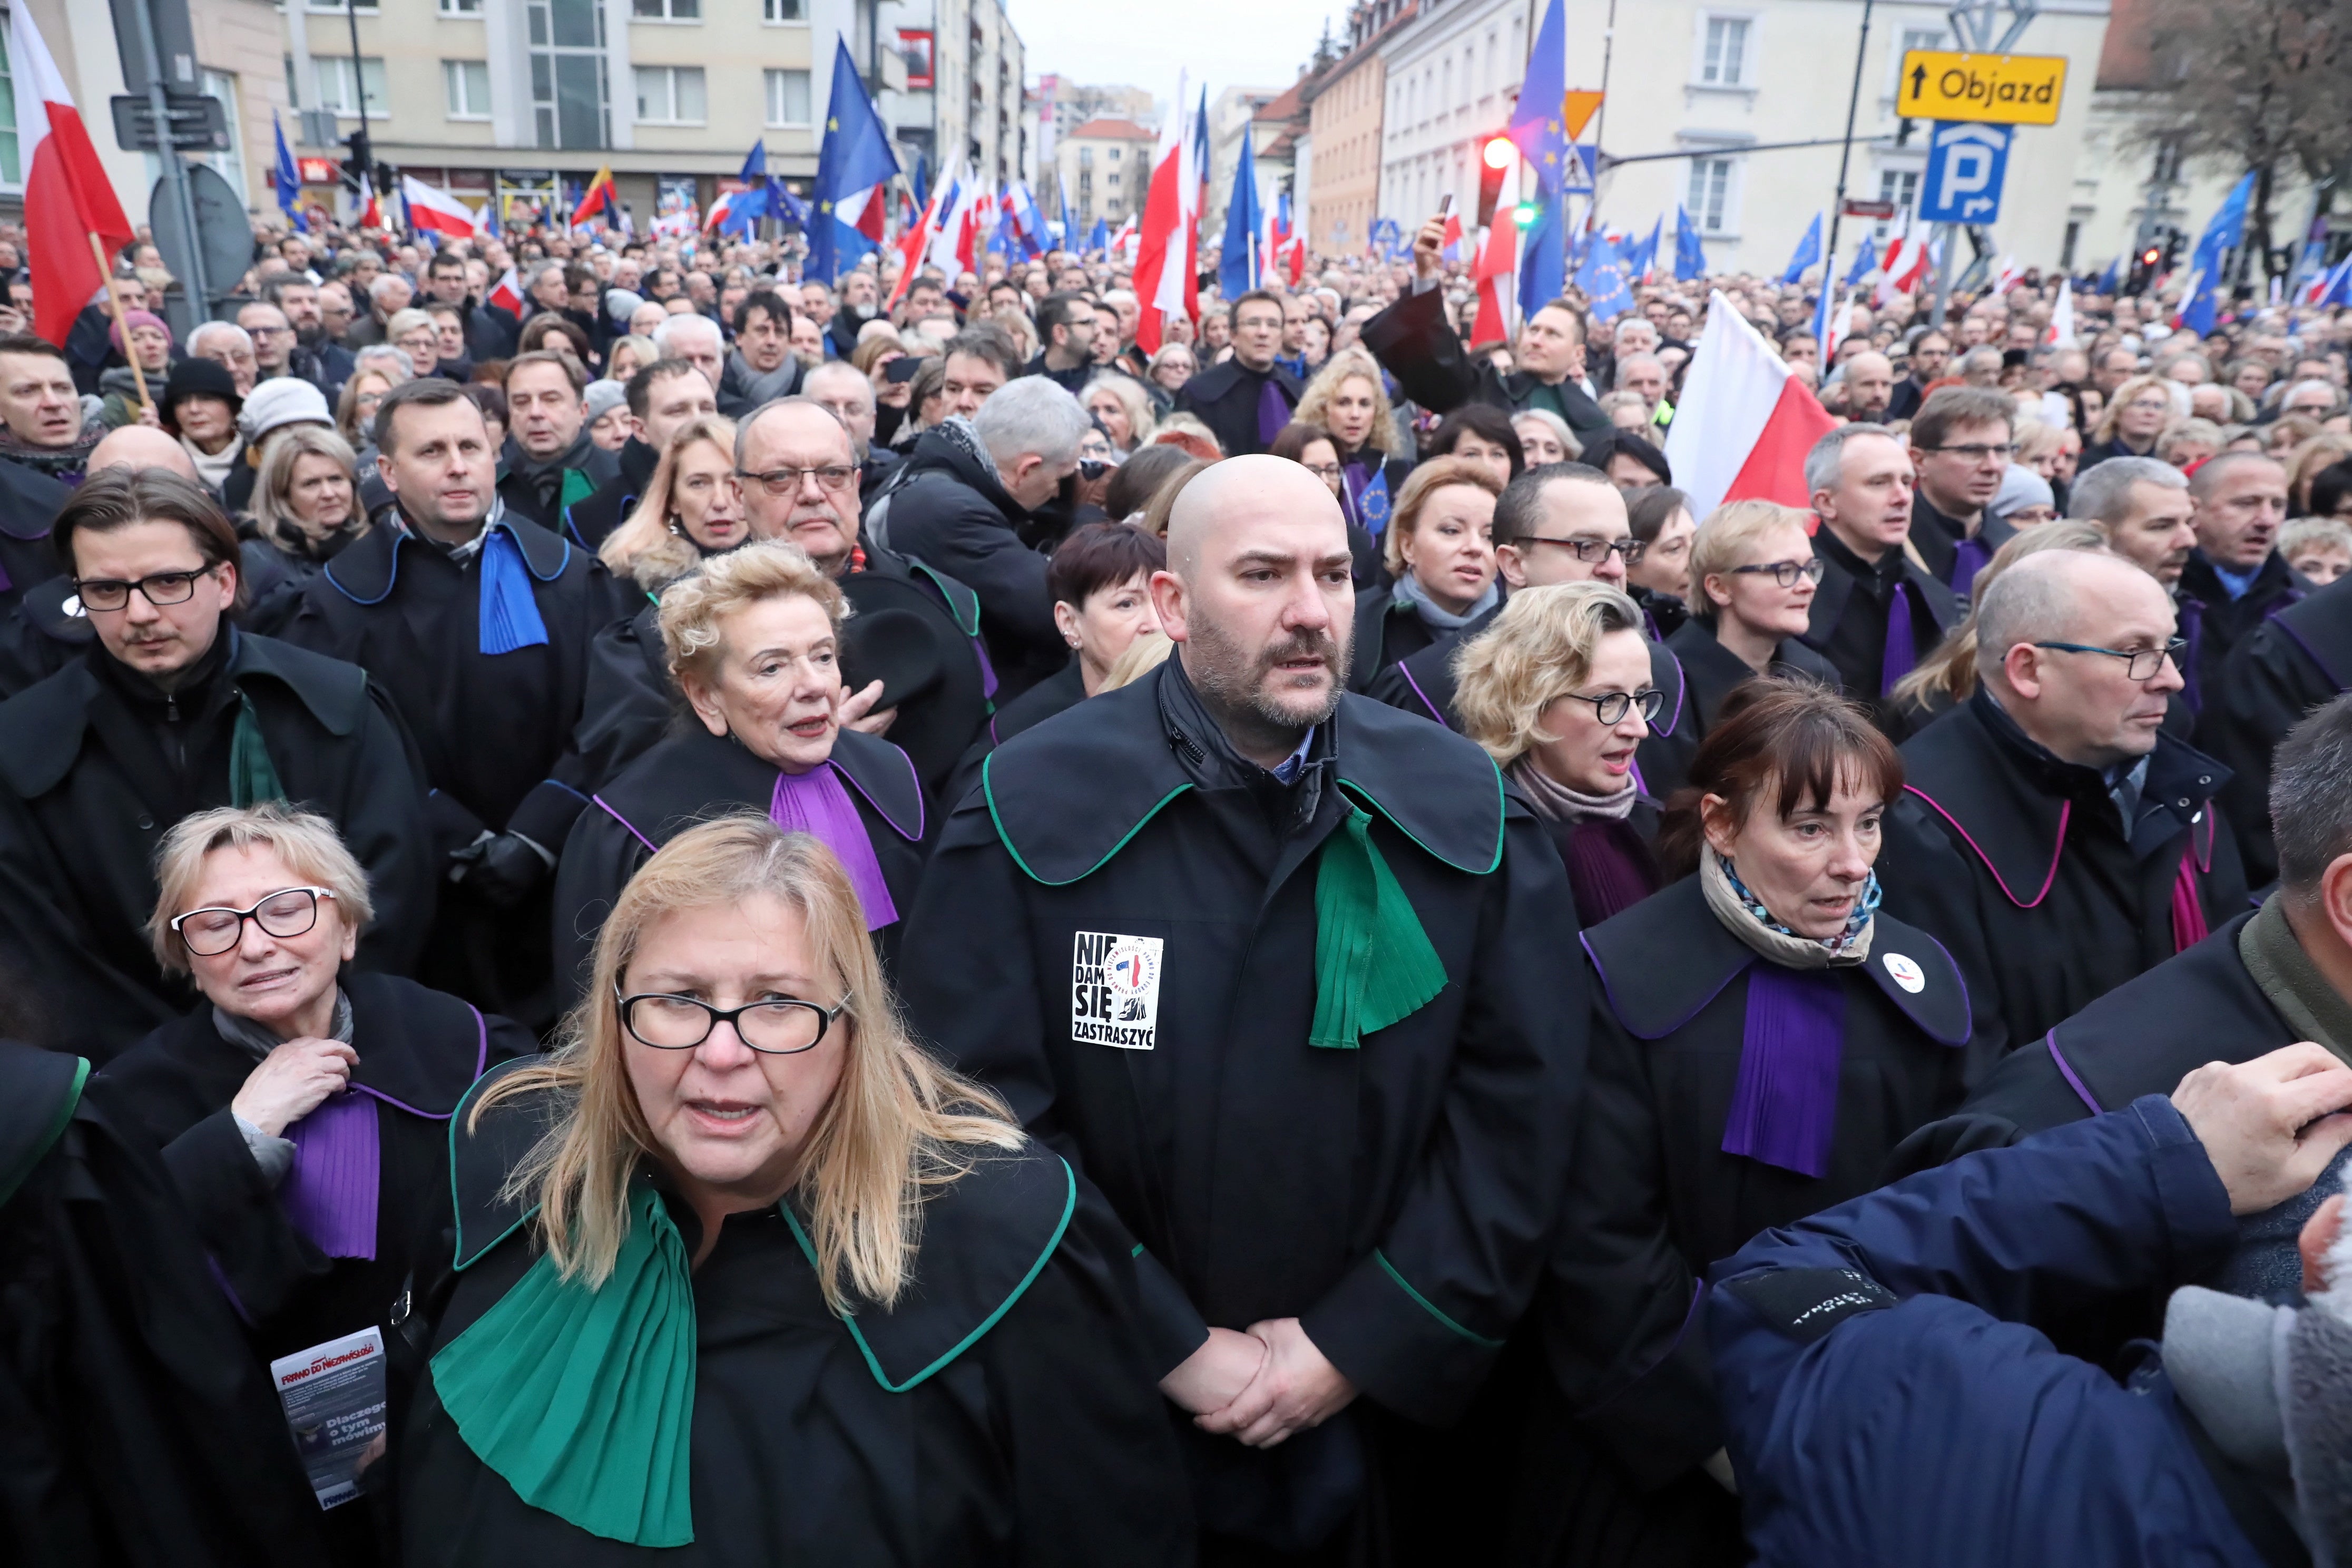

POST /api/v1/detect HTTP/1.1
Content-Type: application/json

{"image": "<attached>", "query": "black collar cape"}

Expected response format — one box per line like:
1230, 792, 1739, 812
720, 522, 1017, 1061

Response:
0, 629, 371, 800
1663, 616, 1836, 730
981, 661, 1505, 886
1383, 601, 1691, 742
0, 452, 70, 543
590, 723, 925, 849
1806, 528, 1960, 649
446, 1057, 1079, 1391
2265, 572, 2352, 694
1181, 355, 1305, 406
861, 540, 985, 640
1902, 691, 2230, 904
2039, 910, 2276, 1117
1580, 874, 1971, 1047
321, 509, 573, 605
0, 1042, 87, 1206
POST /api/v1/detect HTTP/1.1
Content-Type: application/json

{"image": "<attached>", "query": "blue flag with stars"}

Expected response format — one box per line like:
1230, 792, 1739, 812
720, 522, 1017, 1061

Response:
272, 112, 307, 232
2178, 171, 2255, 338
1576, 231, 1634, 321
1844, 233, 1876, 287
1352, 466, 1391, 537
808, 38, 901, 281
1674, 204, 1707, 281
1507, 0, 1570, 194
1519, 194, 1567, 320
1781, 212, 1822, 285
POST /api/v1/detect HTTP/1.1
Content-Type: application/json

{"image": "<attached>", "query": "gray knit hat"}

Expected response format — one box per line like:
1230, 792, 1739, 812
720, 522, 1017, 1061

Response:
582, 379, 630, 427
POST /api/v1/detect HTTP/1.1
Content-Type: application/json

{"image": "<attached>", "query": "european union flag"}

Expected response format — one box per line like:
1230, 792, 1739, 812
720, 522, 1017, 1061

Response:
1781, 212, 1822, 286
1089, 217, 1109, 254
1518, 195, 1567, 320
1844, 234, 1876, 287
809, 38, 901, 281
1507, 0, 1570, 195
1354, 467, 1391, 537
1576, 232, 1634, 321
2095, 254, 2122, 295
2178, 171, 2255, 338
272, 112, 307, 232
1673, 204, 1707, 281
1218, 124, 1263, 299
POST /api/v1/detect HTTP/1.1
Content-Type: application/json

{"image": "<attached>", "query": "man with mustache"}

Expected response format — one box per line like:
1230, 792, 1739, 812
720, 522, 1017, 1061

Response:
896, 454, 1584, 1562
1877, 550, 2248, 1061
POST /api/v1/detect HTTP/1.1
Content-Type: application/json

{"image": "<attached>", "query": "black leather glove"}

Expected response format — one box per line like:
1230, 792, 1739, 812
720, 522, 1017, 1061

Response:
448, 830, 553, 908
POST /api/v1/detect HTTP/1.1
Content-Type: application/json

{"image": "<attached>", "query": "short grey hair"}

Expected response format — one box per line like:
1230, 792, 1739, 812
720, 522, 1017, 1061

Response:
1960, 346, 2006, 377
2067, 455, 2184, 526
2284, 378, 2345, 414
1614, 352, 1664, 389
971, 376, 1090, 468
2271, 694, 2352, 900
367, 272, 413, 305
1972, 552, 2082, 683
188, 321, 254, 358
652, 313, 722, 357
352, 343, 415, 383
531, 261, 569, 292
2188, 449, 2285, 503
1803, 421, 1901, 496
148, 802, 375, 974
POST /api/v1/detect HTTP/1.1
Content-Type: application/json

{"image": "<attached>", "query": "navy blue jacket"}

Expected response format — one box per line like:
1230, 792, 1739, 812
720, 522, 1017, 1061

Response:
1709, 1099, 2275, 1568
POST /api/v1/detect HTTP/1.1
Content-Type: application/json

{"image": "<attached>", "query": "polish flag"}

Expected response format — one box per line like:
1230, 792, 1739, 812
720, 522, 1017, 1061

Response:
1664, 289, 1839, 518
924, 177, 981, 278
2044, 276, 2076, 347
1110, 213, 1139, 263
888, 168, 956, 311
1440, 209, 1466, 263
403, 177, 484, 240
1132, 73, 1193, 356
1876, 228, 1930, 308
1469, 219, 1517, 346
486, 266, 523, 316
9, 7, 134, 348
1992, 254, 2023, 293
356, 172, 385, 231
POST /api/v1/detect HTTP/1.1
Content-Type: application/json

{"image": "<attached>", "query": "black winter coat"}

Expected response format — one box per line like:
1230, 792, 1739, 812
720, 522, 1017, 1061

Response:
1358, 285, 1611, 440
872, 424, 1069, 703
0, 456, 68, 616
0, 631, 433, 1060
942, 658, 1087, 810
496, 432, 621, 537
2203, 573, 2352, 885
1876, 690, 2247, 1062
279, 512, 631, 1026
1665, 616, 1844, 740
896, 657, 1585, 1551
564, 434, 661, 550
397, 1062, 1195, 1566
2178, 549, 2307, 716
1170, 358, 1303, 459
1804, 528, 1961, 734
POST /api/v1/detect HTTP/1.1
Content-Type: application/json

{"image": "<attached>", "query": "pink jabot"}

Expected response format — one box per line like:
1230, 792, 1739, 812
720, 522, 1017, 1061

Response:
770, 763, 899, 930
2170, 849, 2209, 954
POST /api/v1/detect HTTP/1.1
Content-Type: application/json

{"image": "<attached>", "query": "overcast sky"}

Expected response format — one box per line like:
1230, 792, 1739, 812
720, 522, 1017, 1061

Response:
1006, 0, 1336, 112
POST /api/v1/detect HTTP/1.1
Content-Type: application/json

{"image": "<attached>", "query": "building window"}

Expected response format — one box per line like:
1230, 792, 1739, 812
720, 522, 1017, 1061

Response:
308, 0, 379, 12
1698, 15, 1751, 86
1890, 25, 1942, 93
763, 68, 810, 126
634, 65, 705, 123
1108, 147, 1120, 161
1079, 146, 1093, 167
763, 0, 806, 18
0, 21, 19, 187
444, 59, 492, 118
1107, 172, 1119, 187
439, 0, 483, 14
631, 0, 698, 18
1687, 155, 1736, 232
187, 70, 246, 193
2151, 133, 2185, 187
313, 56, 390, 118
529, 0, 609, 149
1873, 168, 1918, 237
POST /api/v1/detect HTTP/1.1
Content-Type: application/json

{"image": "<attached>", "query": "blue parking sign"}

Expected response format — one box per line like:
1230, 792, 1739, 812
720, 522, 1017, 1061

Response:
1918, 122, 2013, 224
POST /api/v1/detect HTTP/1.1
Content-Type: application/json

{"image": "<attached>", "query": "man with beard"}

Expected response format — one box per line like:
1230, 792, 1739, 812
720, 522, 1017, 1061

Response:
496, 350, 620, 534
562, 356, 718, 550
1884, 330, 1952, 423
896, 455, 1583, 1562
257, 275, 352, 396
281, 378, 625, 1028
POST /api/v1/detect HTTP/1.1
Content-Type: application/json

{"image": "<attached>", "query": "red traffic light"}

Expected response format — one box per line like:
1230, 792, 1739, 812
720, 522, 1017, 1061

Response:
1483, 136, 1515, 171
2141, 248, 2161, 265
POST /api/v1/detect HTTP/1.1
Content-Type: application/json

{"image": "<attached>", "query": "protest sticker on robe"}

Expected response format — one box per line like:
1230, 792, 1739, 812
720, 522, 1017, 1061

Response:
270, 1326, 390, 1509
1072, 931, 1163, 1050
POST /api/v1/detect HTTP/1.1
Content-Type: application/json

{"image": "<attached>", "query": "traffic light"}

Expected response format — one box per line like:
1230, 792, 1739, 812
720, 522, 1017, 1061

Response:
2129, 244, 2161, 295
1477, 135, 1513, 228
1513, 200, 1541, 230
341, 129, 373, 191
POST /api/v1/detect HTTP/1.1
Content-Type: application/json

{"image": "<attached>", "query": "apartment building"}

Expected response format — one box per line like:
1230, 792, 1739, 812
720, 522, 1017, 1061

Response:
1054, 116, 1151, 234
1305, 0, 1412, 251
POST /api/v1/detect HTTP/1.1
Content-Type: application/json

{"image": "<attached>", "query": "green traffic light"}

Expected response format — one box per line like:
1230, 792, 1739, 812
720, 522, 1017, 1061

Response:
1514, 203, 1540, 229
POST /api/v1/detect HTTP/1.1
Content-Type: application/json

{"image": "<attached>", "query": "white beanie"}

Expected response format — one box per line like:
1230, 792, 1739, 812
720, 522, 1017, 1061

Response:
237, 376, 334, 442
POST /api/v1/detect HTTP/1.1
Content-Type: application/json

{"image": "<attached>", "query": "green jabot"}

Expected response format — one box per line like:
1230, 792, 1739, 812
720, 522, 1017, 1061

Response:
1310, 806, 1449, 1048
561, 466, 599, 515
430, 1185, 698, 1547
229, 690, 285, 808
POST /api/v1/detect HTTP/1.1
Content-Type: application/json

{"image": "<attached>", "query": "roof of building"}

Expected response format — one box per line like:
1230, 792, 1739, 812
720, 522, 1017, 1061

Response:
1067, 118, 1157, 141
1253, 80, 1306, 125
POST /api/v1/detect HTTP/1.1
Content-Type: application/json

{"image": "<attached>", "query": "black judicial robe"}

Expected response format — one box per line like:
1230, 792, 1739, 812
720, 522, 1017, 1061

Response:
1663, 616, 1843, 741
1524, 881, 1976, 1567
1876, 690, 2247, 1064
282, 513, 630, 1026
2179, 549, 2307, 703
1348, 581, 1449, 691
553, 724, 928, 998
896, 658, 1584, 1552
0, 1042, 332, 1568
2205, 574, 2352, 888
942, 658, 1086, 810
1357, 285, 1611, 440
0, 456, 68, 617
564, 435, 660, 551
0, 572, 92, 700
1802, 530, 1960, 735
1537, 797, 1664, 930
397, 1060, 1195, 1566
1171, 357, 1303, 459
1367, 603, 1700, 801
0, 631, 434, 1059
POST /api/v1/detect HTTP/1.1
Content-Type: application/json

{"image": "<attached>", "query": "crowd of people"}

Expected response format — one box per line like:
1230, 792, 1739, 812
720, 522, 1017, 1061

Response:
1, 197, 2351, 1566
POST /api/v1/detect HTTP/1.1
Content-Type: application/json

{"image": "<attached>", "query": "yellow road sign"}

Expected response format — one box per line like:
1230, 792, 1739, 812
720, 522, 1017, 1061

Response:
1896, 51, 2067, 126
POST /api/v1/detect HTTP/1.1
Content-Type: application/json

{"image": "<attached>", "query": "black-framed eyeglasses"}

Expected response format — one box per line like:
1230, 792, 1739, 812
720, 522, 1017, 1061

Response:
1558, 687, 1665, 725
734, 465, 856, 496
1921, 442, 2017, 462
1523, 535, 1647, 564
614, 986, 848, 1055
171, 887, 336, 956
2030, 637, 2188, 683
1729, 557, 1829, 588
75, 564, 220, 612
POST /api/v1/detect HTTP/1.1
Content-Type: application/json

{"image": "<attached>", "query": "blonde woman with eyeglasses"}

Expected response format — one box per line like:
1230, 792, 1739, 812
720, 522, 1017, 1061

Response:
400, 815, 1192, 1563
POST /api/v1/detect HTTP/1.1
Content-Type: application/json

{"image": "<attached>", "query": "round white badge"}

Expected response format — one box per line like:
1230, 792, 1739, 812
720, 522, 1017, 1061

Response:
1881, 953, 1926, 994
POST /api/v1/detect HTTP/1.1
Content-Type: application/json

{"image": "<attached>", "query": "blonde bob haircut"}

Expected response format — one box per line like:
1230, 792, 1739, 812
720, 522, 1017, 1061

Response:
1686, 499, 1818, 621
1295, 346, 1403, 459
1452, 582, 1647, 767
249, 425, 364, 553
1382, 455, 1506, 577
2091, 373, 2177, 445
599, 414, 739, 590
148, 802, 375, 974
472, 816, 1022, 1308
657, 537, 849, 694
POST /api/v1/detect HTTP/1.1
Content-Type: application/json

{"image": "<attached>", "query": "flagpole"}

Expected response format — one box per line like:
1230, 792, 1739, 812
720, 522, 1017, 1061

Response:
1822, 0, 1874, 278
88, 236, 152, 413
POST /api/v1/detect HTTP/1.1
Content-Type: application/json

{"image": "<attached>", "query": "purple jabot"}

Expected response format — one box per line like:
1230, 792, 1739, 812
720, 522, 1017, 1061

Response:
1880, 579, 1916, 695
1255, 377, 1291, 449
971, 634, 1000, 700
281, 1092, 380, 1260
2176, 596, 2203, 713
1721, 966, 1847, 1178
0, 559, 11, 595
771, 763, 899, 930
1951, 538, 1992, 600
1564, 819, 1660, 927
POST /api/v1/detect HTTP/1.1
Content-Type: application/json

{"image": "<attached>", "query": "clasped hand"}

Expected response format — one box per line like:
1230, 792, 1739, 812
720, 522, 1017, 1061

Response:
1159, 1319, 1358, 1449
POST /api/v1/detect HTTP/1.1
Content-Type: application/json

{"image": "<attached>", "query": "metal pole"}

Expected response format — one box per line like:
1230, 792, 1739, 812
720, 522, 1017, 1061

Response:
1926, 220, 1954, 332
345, 0, 370, 169
1822, 0, 1875, 276
1593, 0, 1618, 161
131, 0, 208, 315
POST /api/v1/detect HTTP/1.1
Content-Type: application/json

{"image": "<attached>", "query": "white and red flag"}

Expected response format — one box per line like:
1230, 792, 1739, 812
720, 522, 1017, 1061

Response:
1132, 73, 1195, 356
403, 177, 484, 240
1663, 290, 1839, 517
486, 266, 523, 316
1876, 218, 1930, 308
2045, 276, 2077, 347
9, 6, 134, 347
